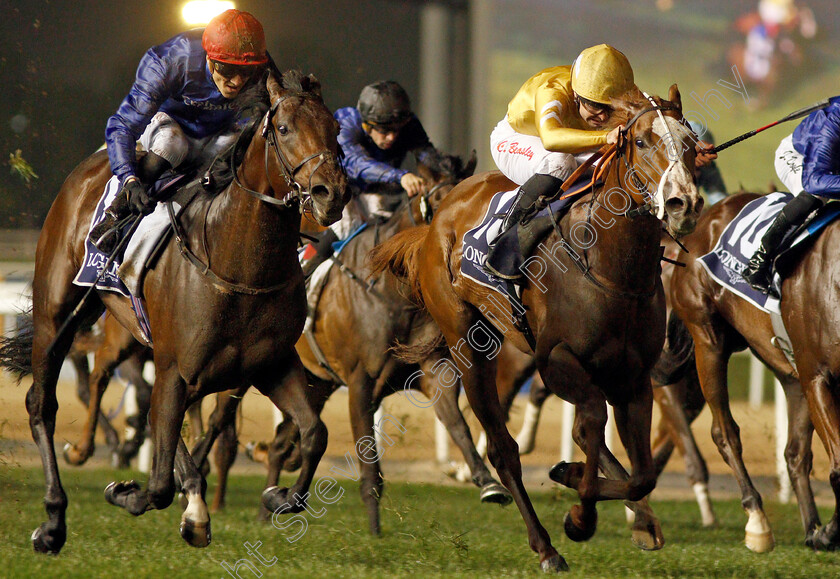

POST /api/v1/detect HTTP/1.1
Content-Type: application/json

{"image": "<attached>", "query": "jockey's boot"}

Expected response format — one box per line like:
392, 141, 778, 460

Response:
302, 229, 339, 277
485, 173, 562, 277
91, 152, 172, 255
742, 192, 822, 295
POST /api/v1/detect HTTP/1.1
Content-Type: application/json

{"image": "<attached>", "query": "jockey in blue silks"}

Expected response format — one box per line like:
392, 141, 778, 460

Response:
91, 9, 274, 254
302, 81, 443, 275
743, 95, 840, 295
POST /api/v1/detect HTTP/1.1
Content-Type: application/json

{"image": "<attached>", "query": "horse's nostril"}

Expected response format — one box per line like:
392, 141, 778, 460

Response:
665, 197, 686, 215
694, 196, 705, 214
310, 184, 330, 200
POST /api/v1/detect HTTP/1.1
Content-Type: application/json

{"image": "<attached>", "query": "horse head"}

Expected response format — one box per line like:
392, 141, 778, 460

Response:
264, 71, 349, 226
612, 85, 704, 237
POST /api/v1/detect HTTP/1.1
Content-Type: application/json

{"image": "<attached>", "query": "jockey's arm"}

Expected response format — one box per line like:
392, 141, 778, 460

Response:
105, 48, 172, 184
533, 89, 610, 154
802, 106, 840, 197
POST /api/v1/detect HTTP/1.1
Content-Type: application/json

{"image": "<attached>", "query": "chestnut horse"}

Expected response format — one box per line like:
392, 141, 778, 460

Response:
669, 192, 828, 551
369, 86, 703, 571
0, 70, 348, 554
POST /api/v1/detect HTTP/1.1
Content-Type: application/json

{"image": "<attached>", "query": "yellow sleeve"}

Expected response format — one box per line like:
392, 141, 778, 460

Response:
533, 84, 610, 154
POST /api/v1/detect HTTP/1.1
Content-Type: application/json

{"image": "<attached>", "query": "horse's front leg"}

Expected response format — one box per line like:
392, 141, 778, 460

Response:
347, 372, 384, 535
174, 436, 211, 547
105, 365, 186, 522
694, 341, 774, 552
441, 326, 565, 572
610, 376, 662, 551
258, 352, 328, 518
420, 360, 511, 505
64, 351, 123, 466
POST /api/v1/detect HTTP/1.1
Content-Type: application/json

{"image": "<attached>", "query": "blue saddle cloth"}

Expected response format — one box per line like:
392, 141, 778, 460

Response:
73, 175, 184, 345
461, 180, 590, 292
698, 193, 840, 313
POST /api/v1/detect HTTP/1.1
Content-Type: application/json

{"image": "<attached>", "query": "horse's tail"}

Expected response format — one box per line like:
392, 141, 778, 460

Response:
368, 225, 430, 305
0, 305, 34, 381
651, 310, 695, 386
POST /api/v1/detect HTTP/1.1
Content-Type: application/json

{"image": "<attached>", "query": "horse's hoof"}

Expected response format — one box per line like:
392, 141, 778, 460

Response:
246, 441, 269, 464
564, 508, 597, 543
745, 529, 775, 553
262, 486, 306, 514
540, 553, 569, 573
104, 480, 140, 507
180, 519, 211, 548
548, 462, 570, 484
31, 524, 64, 555
807, 527, 839, 551
480, 482, 513, 506
63, 443, 87, 466
631, 525, 665, 551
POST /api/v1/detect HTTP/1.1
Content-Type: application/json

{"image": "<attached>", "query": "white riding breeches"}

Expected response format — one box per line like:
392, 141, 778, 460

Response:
139, 112, 238, 170
774, 134, 805, 195
490, 117, 579, 186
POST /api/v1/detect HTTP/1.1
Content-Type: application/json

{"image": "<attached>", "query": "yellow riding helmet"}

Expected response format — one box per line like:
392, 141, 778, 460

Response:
570, 44, 635, 105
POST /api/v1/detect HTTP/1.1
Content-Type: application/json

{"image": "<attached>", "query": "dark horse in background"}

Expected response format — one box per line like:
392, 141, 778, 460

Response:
370, 86, 704, 571
0, 70, 348, 554
669, 192, 838, 551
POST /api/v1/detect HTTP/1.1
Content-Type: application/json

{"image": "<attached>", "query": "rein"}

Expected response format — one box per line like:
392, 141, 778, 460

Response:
544, 103, 682, 299
172, 93, 340, 295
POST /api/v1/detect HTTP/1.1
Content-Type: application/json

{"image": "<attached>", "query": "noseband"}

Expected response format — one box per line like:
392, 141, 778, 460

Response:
233, 95, 342, 212
616, 95, 680, 219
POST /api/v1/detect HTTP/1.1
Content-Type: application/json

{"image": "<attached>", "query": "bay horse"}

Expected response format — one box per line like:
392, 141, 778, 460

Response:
189, 152, 519, 534
369, 86, 703, 571
669, 192, 827, 551
0, 70, 348, 554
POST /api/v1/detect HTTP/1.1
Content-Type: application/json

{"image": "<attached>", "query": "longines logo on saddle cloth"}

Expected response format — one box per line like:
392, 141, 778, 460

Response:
698, 192, 840, 314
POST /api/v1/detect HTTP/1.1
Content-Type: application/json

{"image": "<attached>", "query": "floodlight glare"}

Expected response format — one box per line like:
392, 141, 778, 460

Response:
182, 1, 236, 25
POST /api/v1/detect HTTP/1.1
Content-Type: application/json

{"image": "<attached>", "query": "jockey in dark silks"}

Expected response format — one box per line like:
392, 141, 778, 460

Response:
743, 95, 840, 295
91, 9, 274, 254
302, 81, 443, 275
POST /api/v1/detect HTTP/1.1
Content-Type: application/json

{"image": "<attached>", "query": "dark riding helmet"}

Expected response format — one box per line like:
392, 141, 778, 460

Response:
357, 81, 413, 131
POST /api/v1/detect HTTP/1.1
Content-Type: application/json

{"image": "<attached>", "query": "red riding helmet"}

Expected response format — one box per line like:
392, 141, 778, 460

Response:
202, 9, 268, 66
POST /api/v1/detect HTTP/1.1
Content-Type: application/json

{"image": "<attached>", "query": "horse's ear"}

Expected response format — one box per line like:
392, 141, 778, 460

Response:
668, 84, 682, 111
307, 74, 323, 98
266, 71, 284, 100
464, 150, 478, 178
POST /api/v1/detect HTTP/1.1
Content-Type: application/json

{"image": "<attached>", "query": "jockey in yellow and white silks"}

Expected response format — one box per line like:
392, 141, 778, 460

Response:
485, 45, 635, 276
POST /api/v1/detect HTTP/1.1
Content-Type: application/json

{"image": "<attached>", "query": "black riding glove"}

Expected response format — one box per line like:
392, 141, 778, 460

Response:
123, 179, 155, 216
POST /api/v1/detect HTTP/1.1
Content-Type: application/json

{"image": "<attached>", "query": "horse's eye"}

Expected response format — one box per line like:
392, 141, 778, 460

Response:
634, 138, 645, 148
277, 124, 289, 136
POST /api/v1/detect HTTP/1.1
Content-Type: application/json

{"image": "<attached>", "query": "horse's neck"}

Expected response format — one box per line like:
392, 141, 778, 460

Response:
201, 135, 301, 285
583, 174, 662, 289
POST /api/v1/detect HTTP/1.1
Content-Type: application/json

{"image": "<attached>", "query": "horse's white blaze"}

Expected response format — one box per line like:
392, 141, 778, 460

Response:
515, 401, 542, 455
692, 482, 716, 527
182, 491, 209, 526
649, 116, 696, 219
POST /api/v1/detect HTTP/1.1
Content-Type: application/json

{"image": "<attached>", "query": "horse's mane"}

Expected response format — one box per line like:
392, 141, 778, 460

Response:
203, 70, 324, 194
608, 87, 652, 127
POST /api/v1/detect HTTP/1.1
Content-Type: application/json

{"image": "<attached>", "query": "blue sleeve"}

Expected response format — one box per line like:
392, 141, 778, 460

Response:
336, 109, 407, 186
105, 48, 173, 183
802, 105, 840, 197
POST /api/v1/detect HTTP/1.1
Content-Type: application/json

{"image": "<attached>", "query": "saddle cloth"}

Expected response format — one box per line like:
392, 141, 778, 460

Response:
73, 175, 186, 345
698, 192, 840, 314
460, 184, 587, 293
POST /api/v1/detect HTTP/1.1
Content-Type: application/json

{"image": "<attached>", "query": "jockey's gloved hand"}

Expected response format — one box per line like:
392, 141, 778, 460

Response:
123, 178, 155, 215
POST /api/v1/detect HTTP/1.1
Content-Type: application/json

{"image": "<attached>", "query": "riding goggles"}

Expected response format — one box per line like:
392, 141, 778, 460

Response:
211, 60, 262, 80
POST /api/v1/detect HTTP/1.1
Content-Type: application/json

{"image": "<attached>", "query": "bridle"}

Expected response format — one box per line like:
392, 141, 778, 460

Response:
232, 94, 343, 213
169, 92, 344, 296
615, 93, 681, 220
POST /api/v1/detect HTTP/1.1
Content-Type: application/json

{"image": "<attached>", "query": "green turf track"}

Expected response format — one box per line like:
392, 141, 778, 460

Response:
1, 468, 839, 578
